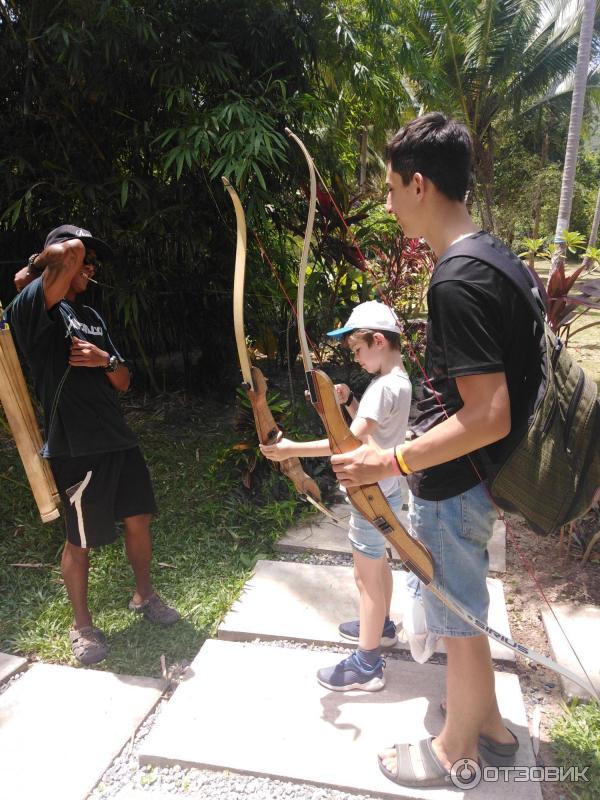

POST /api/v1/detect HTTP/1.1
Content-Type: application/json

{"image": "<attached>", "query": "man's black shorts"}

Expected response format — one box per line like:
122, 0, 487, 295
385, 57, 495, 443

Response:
50, 446, 158, 548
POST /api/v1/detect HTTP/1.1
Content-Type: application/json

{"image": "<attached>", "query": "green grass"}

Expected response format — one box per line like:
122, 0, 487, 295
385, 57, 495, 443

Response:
0, 397, 315, 676
551, 700, 600, 800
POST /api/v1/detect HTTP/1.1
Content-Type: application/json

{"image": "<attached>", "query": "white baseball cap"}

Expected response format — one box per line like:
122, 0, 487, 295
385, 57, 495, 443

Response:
327, 300, 401, 337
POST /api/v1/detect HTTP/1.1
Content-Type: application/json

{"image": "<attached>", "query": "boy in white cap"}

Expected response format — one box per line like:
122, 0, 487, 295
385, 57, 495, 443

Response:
261, 300, 411, 690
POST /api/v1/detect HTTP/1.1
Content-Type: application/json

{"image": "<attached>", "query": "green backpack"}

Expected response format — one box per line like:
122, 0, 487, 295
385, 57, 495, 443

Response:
435, 236, 600, 536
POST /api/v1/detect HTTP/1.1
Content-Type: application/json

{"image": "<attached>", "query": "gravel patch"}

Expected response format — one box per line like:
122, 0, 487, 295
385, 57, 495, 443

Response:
275, 550, 407, 571
0, 667, 26, 696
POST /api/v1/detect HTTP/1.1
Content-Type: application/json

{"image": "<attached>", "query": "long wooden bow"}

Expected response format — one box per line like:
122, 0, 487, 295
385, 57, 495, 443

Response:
222, 177, 340, 521
285, 128, 597, 696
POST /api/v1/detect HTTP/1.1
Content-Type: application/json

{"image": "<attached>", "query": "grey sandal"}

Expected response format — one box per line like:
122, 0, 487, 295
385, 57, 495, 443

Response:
439, 701, 519, 766
377, 737, 451, 787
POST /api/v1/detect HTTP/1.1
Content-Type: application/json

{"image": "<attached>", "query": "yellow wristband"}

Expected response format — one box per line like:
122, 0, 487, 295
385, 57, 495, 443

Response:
394, 446, 412, 476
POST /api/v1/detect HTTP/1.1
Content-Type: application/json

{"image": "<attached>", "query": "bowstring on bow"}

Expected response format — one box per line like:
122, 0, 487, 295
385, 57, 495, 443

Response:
285, 127, 598, 698
222, 177, 341, 524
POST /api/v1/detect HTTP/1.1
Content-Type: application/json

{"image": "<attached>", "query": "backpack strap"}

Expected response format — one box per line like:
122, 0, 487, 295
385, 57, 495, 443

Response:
433, 236, 547, 330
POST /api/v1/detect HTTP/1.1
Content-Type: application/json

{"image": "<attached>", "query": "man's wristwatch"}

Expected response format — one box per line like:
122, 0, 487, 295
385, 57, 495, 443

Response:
343, 391, 355, 407
28, 253, 43, 275
104, 355, 119, 373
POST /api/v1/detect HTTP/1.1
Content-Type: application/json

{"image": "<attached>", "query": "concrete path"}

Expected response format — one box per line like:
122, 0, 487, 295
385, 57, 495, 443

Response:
277, 506, 506, 573
542, 603, 600, 700
140, 639, 540, 800
218, 559, 514, 662
0, 652, 27, 683
0, 663, 163, 800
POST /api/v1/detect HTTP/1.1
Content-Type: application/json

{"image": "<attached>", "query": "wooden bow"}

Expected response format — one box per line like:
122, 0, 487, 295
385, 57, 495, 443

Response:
222, 177, 338, 520
285, 128, 597, 696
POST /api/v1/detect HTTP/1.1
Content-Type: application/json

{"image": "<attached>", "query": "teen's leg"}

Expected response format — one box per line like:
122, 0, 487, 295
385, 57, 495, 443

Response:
61, 541, 92, 629
434, 634, 515, 765
123, 513, 153, 604
377, 484, 513, 784
379, 633, 513, 773
355, 552, 389, 651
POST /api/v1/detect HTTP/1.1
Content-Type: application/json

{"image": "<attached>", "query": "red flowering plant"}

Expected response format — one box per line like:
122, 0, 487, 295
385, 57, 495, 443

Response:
541, 262, 600, 342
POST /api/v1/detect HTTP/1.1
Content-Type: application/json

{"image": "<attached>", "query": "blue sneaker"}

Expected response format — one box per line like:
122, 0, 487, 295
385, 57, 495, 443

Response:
317, 651, 386, 692
338, 618, 398, 647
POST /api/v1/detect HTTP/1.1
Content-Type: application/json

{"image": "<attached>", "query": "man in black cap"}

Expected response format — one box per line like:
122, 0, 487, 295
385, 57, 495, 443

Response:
10, 225, 180, 665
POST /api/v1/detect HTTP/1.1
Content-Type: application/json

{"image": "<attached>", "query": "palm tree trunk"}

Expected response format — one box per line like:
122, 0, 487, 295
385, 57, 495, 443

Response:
472, 134, 495, 233
550, 0, 596, 280
582, 185, 600, 269
532, 126, 549, 239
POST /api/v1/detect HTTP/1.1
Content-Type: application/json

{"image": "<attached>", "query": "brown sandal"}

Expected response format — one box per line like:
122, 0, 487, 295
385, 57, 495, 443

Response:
129, 593, 180, 625
69, 626, 108, 665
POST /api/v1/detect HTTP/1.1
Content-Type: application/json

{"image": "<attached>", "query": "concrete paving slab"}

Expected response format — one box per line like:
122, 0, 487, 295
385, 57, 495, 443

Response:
218, 560, 514, 663
542, 603, 600, 700
140, 640, 540, 800
0, 664, 163, 800
277, 504, 506, 573
0, 652, 27, 683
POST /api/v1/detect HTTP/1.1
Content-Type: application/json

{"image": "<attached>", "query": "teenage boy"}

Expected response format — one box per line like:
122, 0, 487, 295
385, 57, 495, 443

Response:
331, 113, 529, 787
10, 225, 180, 666
260, 301, 411, 691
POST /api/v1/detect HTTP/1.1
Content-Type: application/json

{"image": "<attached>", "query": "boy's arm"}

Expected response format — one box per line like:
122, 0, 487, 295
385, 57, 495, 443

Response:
31, 239, 86, 309
260, 436, 331, 462
331, 371, 510, 485
349, 415, 377, 441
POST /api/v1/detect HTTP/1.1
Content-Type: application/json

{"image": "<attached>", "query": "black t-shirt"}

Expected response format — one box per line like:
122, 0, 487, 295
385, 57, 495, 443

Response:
408, 232, 541, 500
9, 277, 137, 458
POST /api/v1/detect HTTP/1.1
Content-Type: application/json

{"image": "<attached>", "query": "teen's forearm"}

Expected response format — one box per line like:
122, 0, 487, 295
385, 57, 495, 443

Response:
397, 403, 510, 473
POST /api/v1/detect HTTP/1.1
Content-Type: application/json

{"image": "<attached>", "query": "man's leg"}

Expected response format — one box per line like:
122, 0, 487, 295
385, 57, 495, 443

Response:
123, 513, 153, 605
124, 513, 180, 624
61, 540, 92, 629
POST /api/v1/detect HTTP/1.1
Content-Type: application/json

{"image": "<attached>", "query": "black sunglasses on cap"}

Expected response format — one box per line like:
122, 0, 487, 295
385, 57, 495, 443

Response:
83, 253, 101, 269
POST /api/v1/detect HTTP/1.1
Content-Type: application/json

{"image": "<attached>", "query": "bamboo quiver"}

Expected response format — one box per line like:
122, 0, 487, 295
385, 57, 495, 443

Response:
0, 324, 60, 522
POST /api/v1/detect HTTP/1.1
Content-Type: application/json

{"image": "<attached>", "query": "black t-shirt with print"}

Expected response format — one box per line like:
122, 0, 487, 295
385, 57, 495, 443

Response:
9, 277, 137, 458
408, 232, 541, 501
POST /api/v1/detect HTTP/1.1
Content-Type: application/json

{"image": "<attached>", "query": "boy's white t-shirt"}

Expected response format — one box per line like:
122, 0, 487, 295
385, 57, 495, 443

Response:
354, 365, 412, 496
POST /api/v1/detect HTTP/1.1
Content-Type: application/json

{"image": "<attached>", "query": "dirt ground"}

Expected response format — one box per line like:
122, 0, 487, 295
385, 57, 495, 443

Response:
500, 508, 600, 799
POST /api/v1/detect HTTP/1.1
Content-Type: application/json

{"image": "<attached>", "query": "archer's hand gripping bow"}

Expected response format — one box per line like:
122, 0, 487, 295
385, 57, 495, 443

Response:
285, 128, 598, 697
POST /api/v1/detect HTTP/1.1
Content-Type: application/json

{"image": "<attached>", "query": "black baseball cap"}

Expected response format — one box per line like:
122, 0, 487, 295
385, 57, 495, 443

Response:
44, 225, 114, 260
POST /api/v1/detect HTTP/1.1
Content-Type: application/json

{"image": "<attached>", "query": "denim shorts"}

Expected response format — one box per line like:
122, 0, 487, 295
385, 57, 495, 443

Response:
406, 482, 496, 637
347, 486, 406, 560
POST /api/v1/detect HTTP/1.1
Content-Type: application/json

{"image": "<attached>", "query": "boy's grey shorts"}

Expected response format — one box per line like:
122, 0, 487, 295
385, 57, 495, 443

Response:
347, 486, 406, 560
